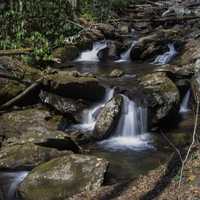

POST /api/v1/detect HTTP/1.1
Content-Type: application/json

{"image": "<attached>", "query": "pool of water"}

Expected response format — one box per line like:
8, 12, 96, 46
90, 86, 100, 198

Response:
68, 61, 156, 77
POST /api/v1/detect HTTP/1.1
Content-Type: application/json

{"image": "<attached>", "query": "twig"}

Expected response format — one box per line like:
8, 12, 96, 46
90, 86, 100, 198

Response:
0, 48, 32, 56
178, 95, 200, 187
160, 130, 183, 162
0, 77, 43, 110
65, 18, 85, 30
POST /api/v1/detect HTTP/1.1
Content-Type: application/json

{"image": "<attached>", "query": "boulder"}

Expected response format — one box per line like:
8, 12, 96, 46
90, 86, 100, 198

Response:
94, 95, 123, 140
43, 71, 105, 101
130, 29, 183, 61
52, 45, 80, 64
0, 56, 41, 81
0, 56, 41, 105
0, 78, 26, 105
97, 23, 115, 38
19, 154, 108, 200
109, 69, 124, 78
39, 90, 87, 115
0, 108, 60, 140
0, 143, 71, 169
175, 39, 200, 65
117, 23, 130, 35
98, 40, 122, 61
139, 72, 180, 124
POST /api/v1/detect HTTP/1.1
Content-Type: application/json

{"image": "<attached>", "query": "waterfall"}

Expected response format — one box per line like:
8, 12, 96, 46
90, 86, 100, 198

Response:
99, 95, 152, 150
180, 90, 191, 113
1, 171, 28, 200
75, 41, 107, 62
152, 43, 177, 65
116, 41, 137, 62
73, 88, 114, 131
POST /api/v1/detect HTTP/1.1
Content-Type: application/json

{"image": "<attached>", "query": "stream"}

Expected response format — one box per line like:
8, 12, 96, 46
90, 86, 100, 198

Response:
0, 40, 192, 199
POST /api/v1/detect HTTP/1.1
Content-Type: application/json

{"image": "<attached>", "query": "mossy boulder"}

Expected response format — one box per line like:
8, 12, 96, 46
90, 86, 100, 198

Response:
19, 154, 108, 200
0, 56, 41, 81
0, 142, 71, 169
94, 95, 123, 140
0, 56, 42, 105
52, 45, 80, 64
43, 71, 105, 101
0, 78, 26, 105
175, 39, 200, 65
139, 72, 180, 124
0, 108, 61, 140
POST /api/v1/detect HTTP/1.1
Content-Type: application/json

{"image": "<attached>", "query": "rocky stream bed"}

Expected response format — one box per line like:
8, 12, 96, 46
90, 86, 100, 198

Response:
1, 0, 200, 200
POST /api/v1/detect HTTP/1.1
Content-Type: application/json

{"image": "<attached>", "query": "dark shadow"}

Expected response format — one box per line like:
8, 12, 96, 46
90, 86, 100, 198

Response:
99, 180, 133, 200
140, 151, 184, 200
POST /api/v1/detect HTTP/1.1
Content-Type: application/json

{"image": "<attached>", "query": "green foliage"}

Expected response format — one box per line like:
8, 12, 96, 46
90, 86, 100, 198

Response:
111, 0, 131, 9
0, 0, 133, 64
0, 0, 81, 64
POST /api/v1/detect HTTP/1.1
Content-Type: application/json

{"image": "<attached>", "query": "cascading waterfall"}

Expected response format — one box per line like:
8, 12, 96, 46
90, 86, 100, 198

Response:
152, 43, 177, 65
73, 88, 114, 131
1, 171, 28, 200
99, 95, 152, 150
75, 41, 107, 62
180, 90, 191, 113
116, 41, 137, 62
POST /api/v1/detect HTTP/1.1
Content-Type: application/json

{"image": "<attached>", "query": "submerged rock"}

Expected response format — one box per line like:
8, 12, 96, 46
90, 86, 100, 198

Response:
140, 72, 180, 124
43, 71, 105, 101
94, 95, 123, 140
19, 154, 108, 200
0, 143, 71, 169
109, 69, 125, 78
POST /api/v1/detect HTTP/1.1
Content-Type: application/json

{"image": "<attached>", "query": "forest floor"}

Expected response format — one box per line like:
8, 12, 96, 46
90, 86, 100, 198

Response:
111, 146, 200, 200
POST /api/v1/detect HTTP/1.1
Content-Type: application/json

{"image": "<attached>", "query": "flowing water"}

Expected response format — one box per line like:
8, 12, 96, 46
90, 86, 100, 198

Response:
0, 40, 192, 198
0, 171, 28, 200
99, 95, 151, 150
180, 90, 191, 113
72, 88, 114, 131
75, 41, 107, 62
116, 41, 137, 62
152, 43, 177, 65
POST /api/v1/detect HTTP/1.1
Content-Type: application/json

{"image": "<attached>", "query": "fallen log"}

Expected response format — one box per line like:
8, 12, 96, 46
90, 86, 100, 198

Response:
0, 77, 43, 110
110, 16, 200, 23
0, 48, 33, 56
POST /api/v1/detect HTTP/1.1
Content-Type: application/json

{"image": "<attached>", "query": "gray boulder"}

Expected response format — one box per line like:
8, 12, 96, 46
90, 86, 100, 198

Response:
0, 142, 71, 169
139, 72, 180, 124
94, 95, 123, 140
19, 154, 108, 200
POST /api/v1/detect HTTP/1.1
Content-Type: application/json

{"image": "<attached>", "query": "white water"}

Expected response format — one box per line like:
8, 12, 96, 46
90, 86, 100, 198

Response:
73, 88, 114, 131
180, 90, 191, 113
1, 171, 28, 200
116, 41, 137, 62
75, 41, 107, 62
99, 95, 152, 150
152, 43, 177, 65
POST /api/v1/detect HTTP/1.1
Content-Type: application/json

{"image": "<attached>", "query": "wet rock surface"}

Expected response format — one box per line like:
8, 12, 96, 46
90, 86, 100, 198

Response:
39, 90, 87, 115
0, 142, 71, 169
139, 72, 180, 124
43, 71, 105, 101
94, 95, 123, 140
19, 154, 108, 200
